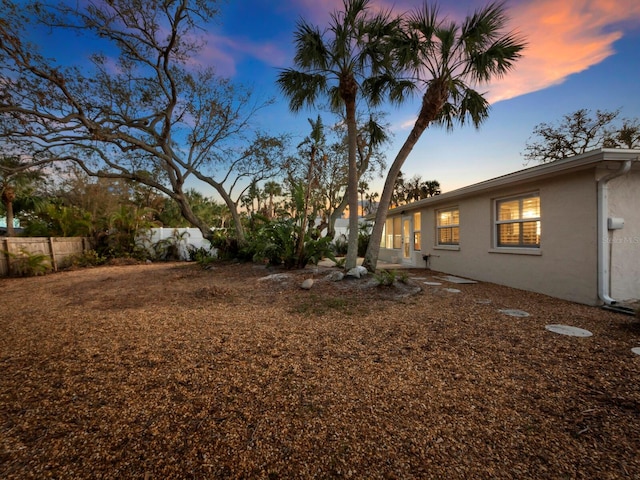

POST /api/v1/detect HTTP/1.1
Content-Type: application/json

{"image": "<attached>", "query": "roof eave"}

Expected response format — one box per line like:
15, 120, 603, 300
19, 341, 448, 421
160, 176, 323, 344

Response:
389, 148, 640, 214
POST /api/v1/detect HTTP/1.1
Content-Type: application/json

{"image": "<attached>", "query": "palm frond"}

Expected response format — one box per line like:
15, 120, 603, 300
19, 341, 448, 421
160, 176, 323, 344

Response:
293, 21, 329, 70
276, 70, 328, 112
467, 34, 526, 82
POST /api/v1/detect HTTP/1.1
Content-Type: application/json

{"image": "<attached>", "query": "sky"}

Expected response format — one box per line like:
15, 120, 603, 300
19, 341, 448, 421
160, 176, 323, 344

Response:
209, 0, 640, 195
26, 0, 640, 196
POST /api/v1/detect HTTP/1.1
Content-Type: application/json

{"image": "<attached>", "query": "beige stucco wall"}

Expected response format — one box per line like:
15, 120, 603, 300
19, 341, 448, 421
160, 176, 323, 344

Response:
380, 169, 602, 304
608, 170, 640, 302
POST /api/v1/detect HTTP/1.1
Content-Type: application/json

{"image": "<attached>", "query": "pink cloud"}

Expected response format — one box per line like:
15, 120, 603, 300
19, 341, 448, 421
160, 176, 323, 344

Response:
193, 33, 289, 77
486, 0, 640, 103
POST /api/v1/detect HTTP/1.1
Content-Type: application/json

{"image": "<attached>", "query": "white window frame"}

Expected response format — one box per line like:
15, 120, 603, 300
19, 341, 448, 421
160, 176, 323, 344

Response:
436, 207, 460, 247
413, 212, 421, 251
494, 192, 541, 250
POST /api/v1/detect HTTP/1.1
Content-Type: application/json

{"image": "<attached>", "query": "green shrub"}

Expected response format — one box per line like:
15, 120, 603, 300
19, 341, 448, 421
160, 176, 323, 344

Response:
332, 235, 348, 256
247, 218, 334, 269
210, 230, 241, 260
187, 245, 217, 268
5, 249, 52, 276
70, 249, 107, 267
374, 269, 397, 286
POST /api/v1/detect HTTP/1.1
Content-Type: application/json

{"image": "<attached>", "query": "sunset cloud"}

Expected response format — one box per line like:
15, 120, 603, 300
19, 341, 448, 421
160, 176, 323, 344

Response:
292, 0, 640, 103
206, 0, 639, 100
485, 0, 640, 103
196, 33, 289, 77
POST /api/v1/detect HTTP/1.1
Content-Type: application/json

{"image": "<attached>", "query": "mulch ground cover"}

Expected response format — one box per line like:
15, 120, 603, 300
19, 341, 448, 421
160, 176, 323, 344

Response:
1, 261, 639, 479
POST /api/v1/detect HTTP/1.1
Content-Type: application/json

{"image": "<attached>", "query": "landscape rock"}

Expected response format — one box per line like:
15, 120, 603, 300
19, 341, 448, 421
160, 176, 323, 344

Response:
346, 266, 368, 279
326, 271, 344, 282
257, 273, 292, 282
301, 278, 314, 290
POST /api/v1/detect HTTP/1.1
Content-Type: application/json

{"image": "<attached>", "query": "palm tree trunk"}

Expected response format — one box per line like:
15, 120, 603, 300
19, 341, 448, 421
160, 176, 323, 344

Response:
296, 146, 315, 267
4, 200, 15, 237
344, 96, 360, 271
363, 84, 448, 272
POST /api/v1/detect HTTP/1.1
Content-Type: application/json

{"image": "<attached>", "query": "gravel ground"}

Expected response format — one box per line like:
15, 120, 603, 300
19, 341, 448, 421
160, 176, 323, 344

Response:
1, 261, 639, 479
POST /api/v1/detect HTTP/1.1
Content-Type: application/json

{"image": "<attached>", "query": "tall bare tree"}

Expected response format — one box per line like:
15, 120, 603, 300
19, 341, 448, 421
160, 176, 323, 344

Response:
0, 0, 285, 244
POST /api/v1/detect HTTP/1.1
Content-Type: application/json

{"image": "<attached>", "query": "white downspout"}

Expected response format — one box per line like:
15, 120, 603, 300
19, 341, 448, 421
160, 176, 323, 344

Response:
597, 160, 632, 305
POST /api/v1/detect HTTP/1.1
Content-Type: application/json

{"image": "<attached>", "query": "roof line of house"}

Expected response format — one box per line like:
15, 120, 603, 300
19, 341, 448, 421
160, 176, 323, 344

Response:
390, 148, 640, 213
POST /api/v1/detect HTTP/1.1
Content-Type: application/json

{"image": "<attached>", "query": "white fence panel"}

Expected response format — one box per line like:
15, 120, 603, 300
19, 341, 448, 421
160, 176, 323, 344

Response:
141, 228, 214, 261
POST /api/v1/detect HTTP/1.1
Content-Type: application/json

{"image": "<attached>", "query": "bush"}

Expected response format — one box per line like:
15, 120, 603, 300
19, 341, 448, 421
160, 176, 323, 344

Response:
5, 249, 52, 277
210, 230, 241, 260
374, 269, 396, 286
358, 222, 372, 257
247, 218, 334, 269
70, 249, 107, 267
332, 235, 348, 256
374, 269, 409, 286
187, 245, 217, 269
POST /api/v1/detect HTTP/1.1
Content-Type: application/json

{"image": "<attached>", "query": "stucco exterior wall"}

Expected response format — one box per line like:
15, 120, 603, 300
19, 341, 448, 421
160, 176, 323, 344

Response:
381, 170, 601, 304
608, 170, 640, 302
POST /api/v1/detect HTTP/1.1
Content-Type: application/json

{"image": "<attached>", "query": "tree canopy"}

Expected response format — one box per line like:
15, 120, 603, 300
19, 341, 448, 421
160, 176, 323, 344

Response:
362, 1, 526, 271
0, 0, 286, 244
277, 0, 407, 270
523, 109, 640, 163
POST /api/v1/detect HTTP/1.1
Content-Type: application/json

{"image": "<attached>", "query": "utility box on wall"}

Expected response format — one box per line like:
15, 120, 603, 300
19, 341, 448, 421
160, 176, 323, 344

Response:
608, 217, 625, 230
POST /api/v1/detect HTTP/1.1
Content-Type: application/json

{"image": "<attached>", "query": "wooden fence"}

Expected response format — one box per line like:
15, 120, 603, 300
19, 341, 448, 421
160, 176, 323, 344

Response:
0, 237, 90, 277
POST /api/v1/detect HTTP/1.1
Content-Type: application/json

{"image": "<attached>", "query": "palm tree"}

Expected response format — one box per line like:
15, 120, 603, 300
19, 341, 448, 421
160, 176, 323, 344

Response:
358, 180, 369, 216
294, 116, 327, 265
263, 180, 283, 219
277, 0, 403, 270
363, 1, 526, 271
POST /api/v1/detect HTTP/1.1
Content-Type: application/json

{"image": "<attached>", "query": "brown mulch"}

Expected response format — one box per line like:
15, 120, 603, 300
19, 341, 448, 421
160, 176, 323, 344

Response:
1, 261, 639, 479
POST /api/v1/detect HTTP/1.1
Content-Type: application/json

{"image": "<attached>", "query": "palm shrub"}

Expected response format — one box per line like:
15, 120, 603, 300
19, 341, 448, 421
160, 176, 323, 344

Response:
248, 218, 334, 269
151, 229, 192, 261
250, 218, 298, 268
358, 222, 372, 257
5, 248, 52, 276
97, 205, 157, 260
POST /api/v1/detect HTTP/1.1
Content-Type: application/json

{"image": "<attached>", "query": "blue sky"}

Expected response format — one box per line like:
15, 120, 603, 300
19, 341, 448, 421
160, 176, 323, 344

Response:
207, 0, 640, 194
27, 0, 640, 195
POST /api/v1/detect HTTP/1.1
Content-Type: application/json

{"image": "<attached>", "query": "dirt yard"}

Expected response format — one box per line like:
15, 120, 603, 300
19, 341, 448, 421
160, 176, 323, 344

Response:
1, 261, 639, 479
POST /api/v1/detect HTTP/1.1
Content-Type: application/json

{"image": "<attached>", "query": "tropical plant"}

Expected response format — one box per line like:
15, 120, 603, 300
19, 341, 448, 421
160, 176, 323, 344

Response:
69, 249, 108, 268
4, 248, 51, 276
99, 205, 158, 259
44, 204, 93, 237
277, 0, 405, 270
363, 1, 526, 271
187, 245, 216, 268
263, 180, 283, 219
152, 229, 192, 261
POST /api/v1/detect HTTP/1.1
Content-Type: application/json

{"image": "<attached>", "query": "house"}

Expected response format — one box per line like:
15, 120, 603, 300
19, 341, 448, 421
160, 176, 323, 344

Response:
378, 149, 640, 306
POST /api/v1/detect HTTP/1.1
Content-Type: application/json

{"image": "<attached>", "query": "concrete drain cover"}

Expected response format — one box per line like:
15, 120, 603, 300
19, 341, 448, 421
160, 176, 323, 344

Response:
499, 309, 530, 317
632, 347, 640, 356
424, 281, 442, 286
545, 324, 593, 337
436, 275, 477, 284
444, 288, 461, 293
